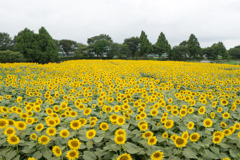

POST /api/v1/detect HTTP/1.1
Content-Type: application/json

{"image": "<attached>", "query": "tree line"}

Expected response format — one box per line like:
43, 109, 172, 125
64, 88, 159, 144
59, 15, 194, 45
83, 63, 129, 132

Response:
0, 27, 240, 63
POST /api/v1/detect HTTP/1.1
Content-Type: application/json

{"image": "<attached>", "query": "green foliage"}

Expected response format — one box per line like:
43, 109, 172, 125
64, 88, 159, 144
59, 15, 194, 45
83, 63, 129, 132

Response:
87, 34, 113, 58
13, 27, 58, 63
37, 27, 59, 63
170, 45, 189, 60
228, 46, 240, 59
204, 42, 228, 60
187, 34, 202, 58
59, 39, 78, 56
139, 31, 152, 57
154, 32, 171, 57
123, 37, 139, 58
74, 43, 88, 58
0, 50, 26, 63
108, 43, 129, 59
14, 28, 39, 62
0, 32, 12, 51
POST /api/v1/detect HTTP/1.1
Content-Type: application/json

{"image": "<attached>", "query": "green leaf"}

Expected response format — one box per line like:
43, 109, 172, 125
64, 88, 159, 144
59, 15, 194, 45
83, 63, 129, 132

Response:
93, 136, 104, 143
210, 146, 219, 155
218, 143, 231, 149
6, 150, 17, 160
183, 148, 198, 159
190, 142, 201, 150
86, 141, 93, 150
83, 151, 97, 160
43, 147, 52, 159
230, 149, 237, 158
32, 151, 42, 159
204, 149, 219, 159
12, 155, 20, 160
124, 142, 140, 154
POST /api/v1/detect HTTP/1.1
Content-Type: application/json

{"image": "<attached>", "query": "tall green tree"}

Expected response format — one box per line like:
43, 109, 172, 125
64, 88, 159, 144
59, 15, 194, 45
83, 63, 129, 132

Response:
187, 34, 202, 59
169, 45, 189, 60
217, 41, 228, 59
139, 31, 152, 57
228, 45, 240, 59
37, 27, 58, 63
74, 43, 88, 58
123, 37, 139, 58
14, 28, 39, 62
108, 43, 129, 59
14, 27, 58, 63
0, 32, 12, 51
87, 34, 113, 58
203, 42, 228, 60
59, 39, 78, 56
154, 32, 171, 57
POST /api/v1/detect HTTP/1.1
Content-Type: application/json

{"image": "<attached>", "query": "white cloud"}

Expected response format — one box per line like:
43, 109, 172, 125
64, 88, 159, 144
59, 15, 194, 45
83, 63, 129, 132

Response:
0, 0, 240, 48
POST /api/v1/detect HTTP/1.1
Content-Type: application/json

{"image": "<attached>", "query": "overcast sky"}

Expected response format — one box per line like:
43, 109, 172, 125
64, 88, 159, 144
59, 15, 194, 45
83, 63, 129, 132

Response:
1, 0, 240, 49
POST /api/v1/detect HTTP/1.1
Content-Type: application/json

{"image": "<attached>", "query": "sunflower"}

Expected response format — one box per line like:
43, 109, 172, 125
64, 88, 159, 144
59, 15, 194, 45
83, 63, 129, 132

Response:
115, 129, 126, 137
4, 127, 15, 136
36, 123, 44, 131
15, 121, 27, 130
69, 111, 77, 118
28, 158, 36, 160
7, 134, 20, 145
60, 129, 70, 138
46, 119, 56, 127
189, 133, 200, 142
100, 122, 109, 131
188, 107, 194, 114
162, 132, 168, 139
187, 121, 194, 130
139, 123, 148, 131
148, 136, 157, 146
68, 138, 81, 150
114, 135, 126, 145
70, 120, 81, 130
66, 150, 79, 160
234, 123, 240, 130
52, 145, 62, 157
174, 136, 187, 148
210, 112, 215, 119
213, 131, 224, 138
117, 116, 125, 126
213, 136, 223, 144
198, 106, 205, 115
171, 109, 179, 116
86, 129, 96, 139
46, 127, 57, 136
179, 109, 187, 117
203, 118, 213, 128
26, 118, 34, 124
30, 133, 38, 140
150, 109, 158, 116
220, 99, 228, 106
117, 153, 132, 160
0, 119, 9, 129
222, 112, 230, 119
142, 131, 153, 139
164, 119, 174, 129
38, 135, 50, 145
223, 129, 232, 136
151, 151, 164, 160
182, 131, 189, 139
84, 108, 91, 116
217, 107, 223, 113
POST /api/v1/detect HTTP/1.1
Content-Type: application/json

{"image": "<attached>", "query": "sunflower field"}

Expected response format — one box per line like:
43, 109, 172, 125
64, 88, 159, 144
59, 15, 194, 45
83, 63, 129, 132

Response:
0, 60, 240, 160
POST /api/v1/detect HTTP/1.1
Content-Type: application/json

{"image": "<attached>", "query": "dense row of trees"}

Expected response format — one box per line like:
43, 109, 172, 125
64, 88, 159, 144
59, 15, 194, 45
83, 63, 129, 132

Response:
0, 27, 240, 63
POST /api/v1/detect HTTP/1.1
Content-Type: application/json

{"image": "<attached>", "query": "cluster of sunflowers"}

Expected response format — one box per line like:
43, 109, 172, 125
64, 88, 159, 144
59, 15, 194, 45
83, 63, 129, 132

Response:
0, 60, 240, 160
